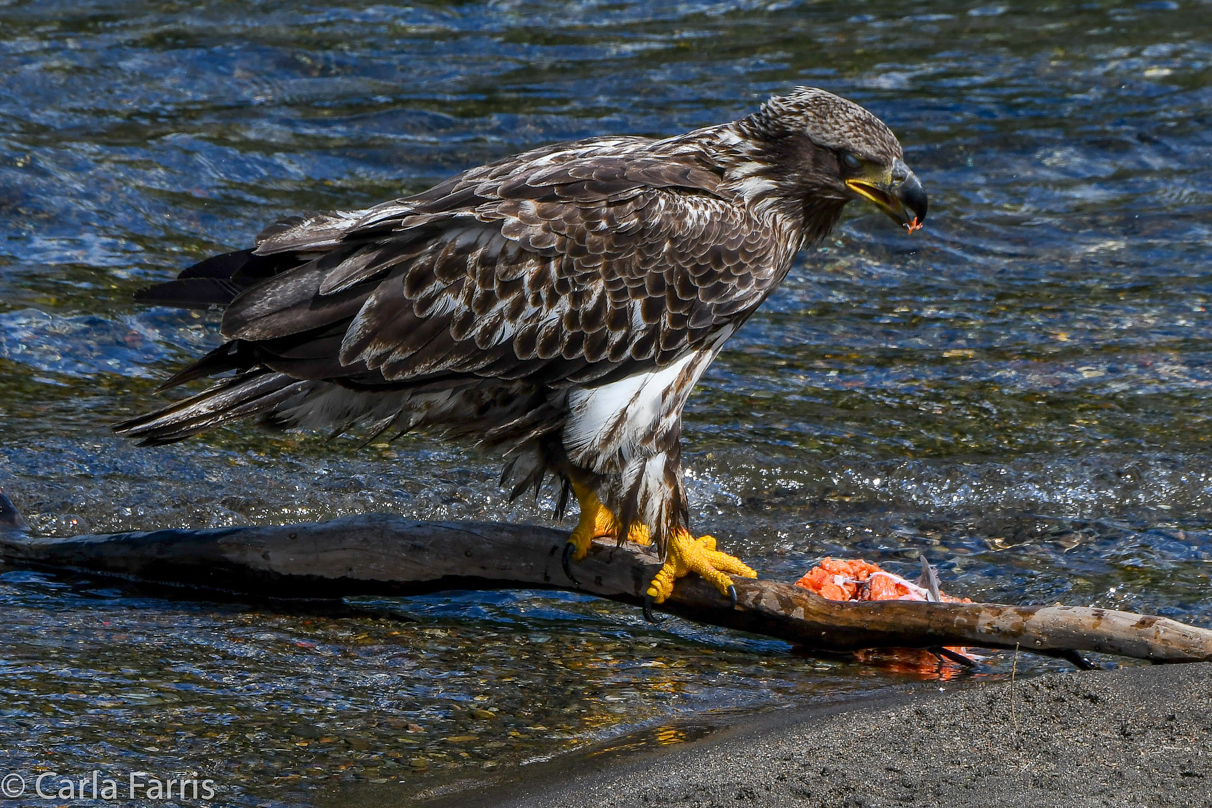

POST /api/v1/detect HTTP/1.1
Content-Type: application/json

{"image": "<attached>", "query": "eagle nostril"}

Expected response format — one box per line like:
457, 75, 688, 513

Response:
890, 159, 911, 185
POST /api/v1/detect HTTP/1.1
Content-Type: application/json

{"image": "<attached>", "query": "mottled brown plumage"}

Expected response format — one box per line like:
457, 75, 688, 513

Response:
117, 87, 927, 567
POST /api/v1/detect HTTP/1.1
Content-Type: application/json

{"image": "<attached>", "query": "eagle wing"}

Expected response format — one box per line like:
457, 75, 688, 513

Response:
211, 140, 791, 393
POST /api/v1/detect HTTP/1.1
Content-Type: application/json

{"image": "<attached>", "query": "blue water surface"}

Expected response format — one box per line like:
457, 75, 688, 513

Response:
0, 1, 1210, 805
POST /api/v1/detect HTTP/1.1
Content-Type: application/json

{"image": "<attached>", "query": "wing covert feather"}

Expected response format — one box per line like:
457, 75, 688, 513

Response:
222, 142, 797, 391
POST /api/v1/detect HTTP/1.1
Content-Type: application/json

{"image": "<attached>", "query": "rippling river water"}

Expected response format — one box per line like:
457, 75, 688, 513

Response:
1, 1, 1210, 805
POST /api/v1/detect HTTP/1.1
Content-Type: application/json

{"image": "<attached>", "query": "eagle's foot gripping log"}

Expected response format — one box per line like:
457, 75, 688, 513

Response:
565, 492, 615, 560
645, 529, 757, 608
563, 484, 651, 585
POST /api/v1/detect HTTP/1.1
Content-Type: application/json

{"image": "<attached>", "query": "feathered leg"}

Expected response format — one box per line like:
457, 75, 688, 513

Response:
608, 441, 756, 613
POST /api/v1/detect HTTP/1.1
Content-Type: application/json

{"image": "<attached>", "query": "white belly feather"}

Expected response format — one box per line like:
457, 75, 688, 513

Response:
563, 327, 734, 475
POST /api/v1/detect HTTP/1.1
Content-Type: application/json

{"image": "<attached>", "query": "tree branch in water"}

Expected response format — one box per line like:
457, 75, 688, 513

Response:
1, 492, 1207, 664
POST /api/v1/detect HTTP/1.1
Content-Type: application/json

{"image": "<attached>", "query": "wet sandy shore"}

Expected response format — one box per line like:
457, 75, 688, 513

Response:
459, 662, 1211, 808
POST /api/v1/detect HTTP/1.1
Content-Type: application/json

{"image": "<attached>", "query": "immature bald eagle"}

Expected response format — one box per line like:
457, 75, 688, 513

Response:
117, 87, 926, 613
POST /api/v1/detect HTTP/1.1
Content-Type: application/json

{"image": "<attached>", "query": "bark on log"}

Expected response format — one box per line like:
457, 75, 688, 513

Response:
1, 491, 1208, 664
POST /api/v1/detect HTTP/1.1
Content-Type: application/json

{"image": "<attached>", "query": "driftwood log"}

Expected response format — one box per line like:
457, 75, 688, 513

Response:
1, 490, 1209, 664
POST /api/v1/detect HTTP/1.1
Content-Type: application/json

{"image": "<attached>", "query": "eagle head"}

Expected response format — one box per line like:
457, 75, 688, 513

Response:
728, 87, 928, 243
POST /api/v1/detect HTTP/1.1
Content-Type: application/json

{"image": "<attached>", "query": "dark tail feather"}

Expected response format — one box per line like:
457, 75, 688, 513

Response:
156, 341, 259, 392
114, 370, 309, 446
177, 249, 258, 280
134, 249, 295, 310
134, 277, 243, 309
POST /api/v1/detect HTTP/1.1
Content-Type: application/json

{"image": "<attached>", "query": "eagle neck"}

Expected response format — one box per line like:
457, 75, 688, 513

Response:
704, 121, 847, 249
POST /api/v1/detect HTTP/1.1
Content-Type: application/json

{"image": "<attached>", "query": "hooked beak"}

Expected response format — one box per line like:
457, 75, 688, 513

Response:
845, 158, 928, 233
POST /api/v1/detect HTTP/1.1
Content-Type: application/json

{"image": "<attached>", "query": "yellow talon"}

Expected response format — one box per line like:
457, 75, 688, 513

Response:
644, 528, 757, 605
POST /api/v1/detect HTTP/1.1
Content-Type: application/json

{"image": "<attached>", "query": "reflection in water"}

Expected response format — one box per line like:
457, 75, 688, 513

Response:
585, 722, 704, 760
0, 0, 1209, 805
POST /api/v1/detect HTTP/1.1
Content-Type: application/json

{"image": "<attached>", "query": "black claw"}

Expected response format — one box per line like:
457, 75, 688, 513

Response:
642, 593, 665, 624
561, 542, 580, 586
727, 584, 737, 609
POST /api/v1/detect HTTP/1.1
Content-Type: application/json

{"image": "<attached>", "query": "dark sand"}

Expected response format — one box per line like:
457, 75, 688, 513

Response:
456, 662, 1211, 808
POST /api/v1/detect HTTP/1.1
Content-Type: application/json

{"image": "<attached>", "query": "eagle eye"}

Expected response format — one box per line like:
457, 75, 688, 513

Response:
840, 152, 863, 171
